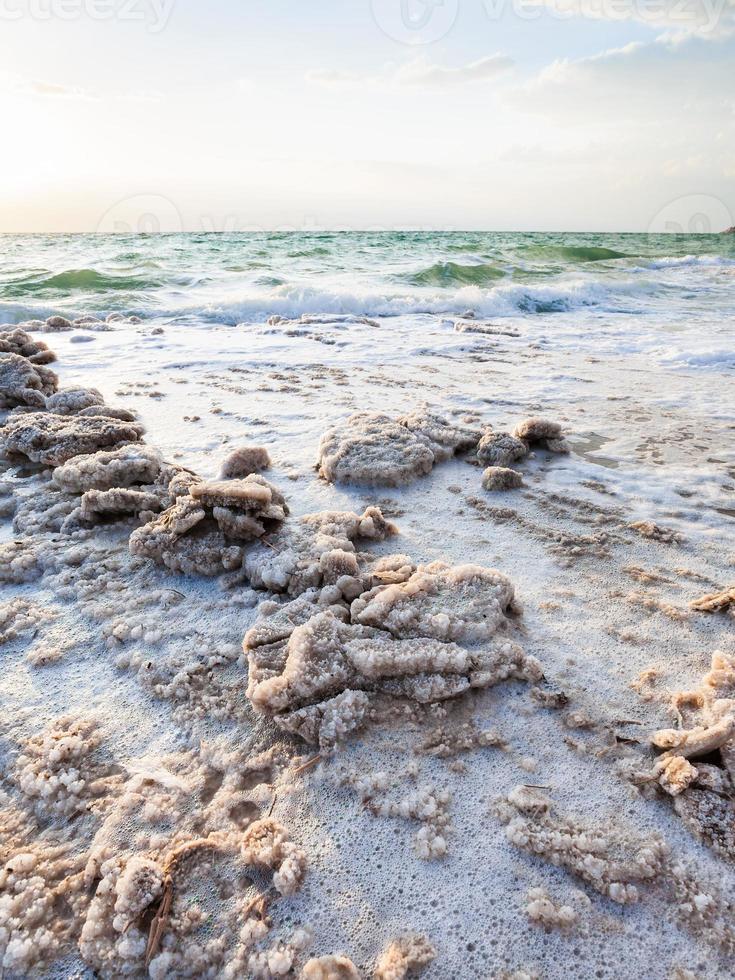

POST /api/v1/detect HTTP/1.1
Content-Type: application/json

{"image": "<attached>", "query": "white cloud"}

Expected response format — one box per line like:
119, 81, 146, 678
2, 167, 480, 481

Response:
23, 79, 98, 100
395, 54, 515, 86
507, 34, 735, 119
5, 74, 162, 104
305, 68, 357, 85
306, 54, 514, 89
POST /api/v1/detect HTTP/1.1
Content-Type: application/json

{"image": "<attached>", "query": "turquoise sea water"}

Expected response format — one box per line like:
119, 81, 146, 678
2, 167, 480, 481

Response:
0, 231, 733, 333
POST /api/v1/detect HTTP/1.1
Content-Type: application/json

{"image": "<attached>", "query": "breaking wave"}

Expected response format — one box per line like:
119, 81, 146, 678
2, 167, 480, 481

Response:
162, 276, 657, 324
405, 261, 507, 287
640, 254, 735, 270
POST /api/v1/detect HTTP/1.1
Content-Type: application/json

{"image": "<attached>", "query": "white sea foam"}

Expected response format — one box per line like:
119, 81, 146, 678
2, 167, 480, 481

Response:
158, 276, 658, 325
640, 254, 735, 270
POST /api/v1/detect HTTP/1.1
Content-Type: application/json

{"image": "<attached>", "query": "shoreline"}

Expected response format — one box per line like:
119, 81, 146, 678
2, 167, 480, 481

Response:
1, 304, 734, 978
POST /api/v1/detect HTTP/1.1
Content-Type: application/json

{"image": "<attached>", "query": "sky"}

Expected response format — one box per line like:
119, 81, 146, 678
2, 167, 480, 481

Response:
0, 0, 733, 232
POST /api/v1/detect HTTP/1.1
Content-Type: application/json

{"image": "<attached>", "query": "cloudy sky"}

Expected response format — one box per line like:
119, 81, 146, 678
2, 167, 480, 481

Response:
0, 0, 733, 231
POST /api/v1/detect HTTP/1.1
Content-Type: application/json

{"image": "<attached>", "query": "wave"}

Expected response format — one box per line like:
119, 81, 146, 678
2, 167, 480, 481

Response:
640, 254, 735, 270
444, 241, 487, 253
520, 245, 630, 263
658, 346, 735, 370
406, 261, 506, 287
0, 268, 163, 295
287, 247, 331, 258
163, 276, 654, 324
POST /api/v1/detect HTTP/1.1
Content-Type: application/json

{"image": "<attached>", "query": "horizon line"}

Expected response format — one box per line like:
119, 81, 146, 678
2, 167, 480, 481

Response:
0, 228, 733, 236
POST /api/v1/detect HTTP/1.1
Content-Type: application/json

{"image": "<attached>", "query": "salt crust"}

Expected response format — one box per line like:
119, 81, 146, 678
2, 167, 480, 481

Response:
482, 466, 524, 491
220, 445, 272, 478
0, 330, 145, 496
0, 353, 58, 408
477, 431, 529, 467
629, 519, 684, 544
0, 326, 56, 364
334, 765, 452, 860
1, 412, 145, 466
497, 782, 735, 952
374, 934, 436, 979
496, 785, 669, 905
0, 709, 311, 977
690, 586, 735, 613
4, 328, 733, 976
302, 953, 361, 978
0, 597, 56, 644
476, 417, 569, 492
241, 817, 307, 896
245, 561, 541, 748
241, 506, 397, 595
512, 417, 570, 454
45, 386, 105, 415
627, 651, 735, 860
317, 410, 481, 486
525, 887, 577, 929
129, 475, 290, 576
11, 447, 194, 537
53, 444, 164, 493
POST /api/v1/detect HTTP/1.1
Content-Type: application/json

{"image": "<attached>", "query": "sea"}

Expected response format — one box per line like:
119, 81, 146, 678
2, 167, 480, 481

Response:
0, 231, 733, 370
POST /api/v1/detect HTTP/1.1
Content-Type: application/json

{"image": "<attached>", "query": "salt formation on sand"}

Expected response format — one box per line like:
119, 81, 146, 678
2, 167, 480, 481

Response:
453, 319, 521, 338
0, 597, 55, 645
629, 519, 684, 544
477, 431, 529, 468
78, 802, 308, 978
220, 445, 271, 478
130, 475, 288, 576
53, 444, 164, 493
0, 326, 56, 364
630, 652, 735, 859
481, 466, 524, 492
45, 386, 105, 415
268, 313, 379, 329
0, 539, 42, 583
476, 419, 570, 490
245, 561, 541, 747
318, 411, 570, 489
11, 716, 110, 820
524, 888, 577, 929
43, 315, 74, 332
513, 417, 570, 454
1, 412, 145, 466
317, 410, 480, 486
77, 487, 163, 526
496, 785, 668, 904
241, 506, 397, 595
690, 586, 735, 613
0, 353, 58, 408
0, 697, 310, 980
374, 934, 436, 979
240, 817, 307, 896
302, 954, 361, 979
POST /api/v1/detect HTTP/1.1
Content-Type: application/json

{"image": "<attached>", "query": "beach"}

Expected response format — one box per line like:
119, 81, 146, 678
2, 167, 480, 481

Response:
1, 231, 735, 979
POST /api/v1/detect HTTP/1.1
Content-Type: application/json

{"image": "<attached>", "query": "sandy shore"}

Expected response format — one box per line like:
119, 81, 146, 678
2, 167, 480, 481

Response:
1, 311, 734, 979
